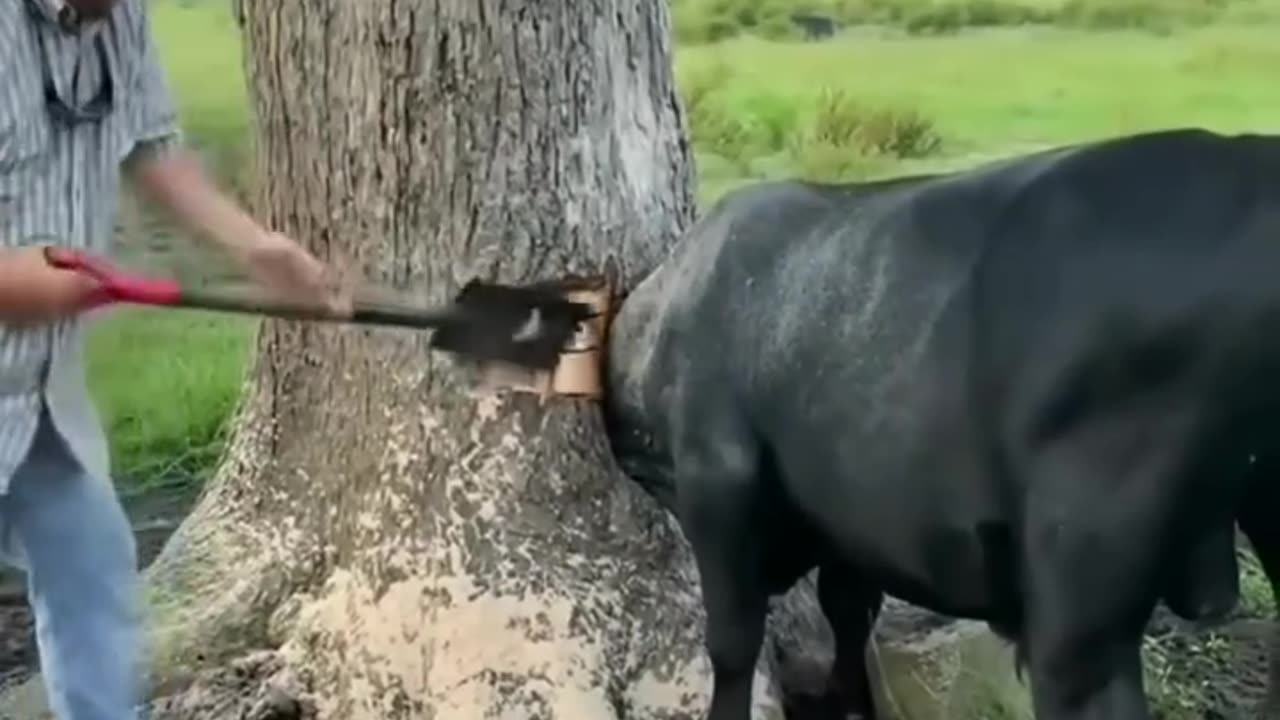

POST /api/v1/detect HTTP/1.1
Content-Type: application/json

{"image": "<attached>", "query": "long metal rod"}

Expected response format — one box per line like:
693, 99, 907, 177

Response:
174, 289, 463, 330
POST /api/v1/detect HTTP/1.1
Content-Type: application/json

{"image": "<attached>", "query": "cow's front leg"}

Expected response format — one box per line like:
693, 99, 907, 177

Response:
698, 560, 768, 720
1238, 468, 1280, 717
674, 417, 770, 720
815, 563, 883, 719
1021, 517, 1153, 720
1023, 615, 1148, 720
1017, 423, 1176, 719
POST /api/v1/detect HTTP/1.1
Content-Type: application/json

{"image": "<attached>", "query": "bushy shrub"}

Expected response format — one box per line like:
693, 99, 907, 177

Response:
1056, 0, 1223, 32
789, 90, 940, 181
901, 0, 1051, 34
673, 0, 842, 43
672, 0, 1240, 43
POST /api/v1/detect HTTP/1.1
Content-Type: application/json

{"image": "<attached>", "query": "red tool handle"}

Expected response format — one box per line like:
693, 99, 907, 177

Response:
43, 247, 184, 309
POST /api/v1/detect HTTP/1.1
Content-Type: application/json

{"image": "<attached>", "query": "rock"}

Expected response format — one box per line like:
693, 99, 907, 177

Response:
837, 599, 1030, 720
871, 614, 1029, 720
765, 581, 1028, 720
0, 674, 51, 720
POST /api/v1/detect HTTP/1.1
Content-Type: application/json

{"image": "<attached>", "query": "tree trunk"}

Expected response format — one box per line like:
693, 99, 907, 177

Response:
141, 1, 787, 717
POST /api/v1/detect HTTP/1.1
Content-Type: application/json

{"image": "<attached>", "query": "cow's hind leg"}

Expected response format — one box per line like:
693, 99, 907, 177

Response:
817, 563, 883, 719
674, 410, 771, 720
1239, 469, 1280, 716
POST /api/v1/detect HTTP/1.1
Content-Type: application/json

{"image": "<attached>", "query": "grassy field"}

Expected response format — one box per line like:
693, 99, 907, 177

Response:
93, 0, 1280, 488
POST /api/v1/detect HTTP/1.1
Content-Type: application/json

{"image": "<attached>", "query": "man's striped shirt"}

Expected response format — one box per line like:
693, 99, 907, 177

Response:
0, 0, 182, 491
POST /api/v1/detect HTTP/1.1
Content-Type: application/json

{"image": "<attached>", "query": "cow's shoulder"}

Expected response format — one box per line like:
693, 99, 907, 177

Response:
709, 177, 939, 258
666, 180, 844, 284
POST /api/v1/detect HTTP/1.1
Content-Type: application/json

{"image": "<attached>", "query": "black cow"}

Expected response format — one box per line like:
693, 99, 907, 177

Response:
790, 13, 838, 41
603, 128, 1280, 719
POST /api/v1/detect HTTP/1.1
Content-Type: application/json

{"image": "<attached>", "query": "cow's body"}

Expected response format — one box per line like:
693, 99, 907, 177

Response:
604, 128, 1280, 719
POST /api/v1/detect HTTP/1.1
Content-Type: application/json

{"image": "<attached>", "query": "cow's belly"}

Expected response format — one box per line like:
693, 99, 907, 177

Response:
783, 450, 1011, 618
763, 375, 1014, 620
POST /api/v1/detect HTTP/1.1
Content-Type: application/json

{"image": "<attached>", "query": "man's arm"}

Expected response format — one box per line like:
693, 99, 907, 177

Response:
122, 1, 339, 306
120, 0, 271, 263
128, 146, 271, 267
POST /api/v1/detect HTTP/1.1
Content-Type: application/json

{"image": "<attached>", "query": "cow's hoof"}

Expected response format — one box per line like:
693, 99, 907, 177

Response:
780, 689, 873, 720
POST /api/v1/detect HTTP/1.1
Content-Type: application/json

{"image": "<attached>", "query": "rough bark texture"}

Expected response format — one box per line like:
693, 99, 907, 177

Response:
141, 1, 791, 717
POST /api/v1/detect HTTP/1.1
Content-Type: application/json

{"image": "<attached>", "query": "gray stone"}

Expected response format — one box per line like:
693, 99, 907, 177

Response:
870, 616, 1029, 720
0, 674, 50, 720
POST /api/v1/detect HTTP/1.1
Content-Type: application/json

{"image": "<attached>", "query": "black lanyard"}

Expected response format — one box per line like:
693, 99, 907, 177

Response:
23, 0, 115, 126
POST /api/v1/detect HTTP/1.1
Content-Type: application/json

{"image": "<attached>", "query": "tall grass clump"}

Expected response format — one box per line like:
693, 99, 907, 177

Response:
1240, 547, 1277, 617
680, 60, 944, 183
788, 88, 942, 181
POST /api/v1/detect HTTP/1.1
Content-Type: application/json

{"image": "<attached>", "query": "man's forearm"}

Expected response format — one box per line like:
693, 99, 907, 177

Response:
128, 146, 268, 261
127, 141, 340, 309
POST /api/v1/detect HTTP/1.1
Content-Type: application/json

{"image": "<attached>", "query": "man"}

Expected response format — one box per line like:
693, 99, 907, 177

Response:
0, 0, 344, 717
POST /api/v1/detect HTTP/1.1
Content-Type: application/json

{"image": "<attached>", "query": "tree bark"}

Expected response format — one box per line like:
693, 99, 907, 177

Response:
141, 1, 788, 717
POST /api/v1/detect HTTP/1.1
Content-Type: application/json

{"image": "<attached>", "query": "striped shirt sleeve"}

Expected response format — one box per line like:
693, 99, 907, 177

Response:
126, 0, 182, 162
0, 4, 21, 178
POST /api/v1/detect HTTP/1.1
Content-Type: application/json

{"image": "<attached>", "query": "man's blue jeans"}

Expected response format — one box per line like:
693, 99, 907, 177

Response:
0, 411, 141, 720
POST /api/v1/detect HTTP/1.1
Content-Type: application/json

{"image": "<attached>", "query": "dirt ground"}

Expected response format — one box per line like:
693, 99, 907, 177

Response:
2, 480, 1275, 718
0, 593, 33, 692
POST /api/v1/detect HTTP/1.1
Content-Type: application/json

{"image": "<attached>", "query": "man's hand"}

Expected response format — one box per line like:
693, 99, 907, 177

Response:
238, 232, 352, 315
0, 247, 100, 325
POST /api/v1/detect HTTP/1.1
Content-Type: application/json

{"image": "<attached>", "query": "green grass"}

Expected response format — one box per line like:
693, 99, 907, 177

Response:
88, 309, 251, 488
681, 24, 1280, 201
96, 0, 1280, 491
151, 0, 251, 181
